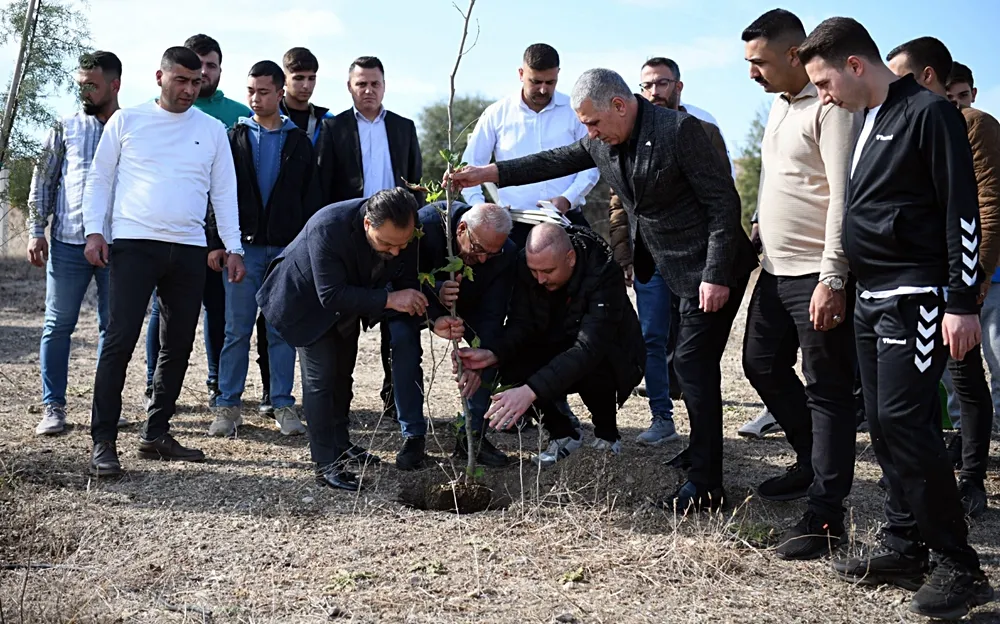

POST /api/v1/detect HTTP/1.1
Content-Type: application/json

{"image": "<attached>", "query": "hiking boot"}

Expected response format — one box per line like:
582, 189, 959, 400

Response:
315, 462, 361, 491
663, 481, 727, 514
959, 478, 988, 519
35, 404, 67, 436
137, 433, 205, 462
88, 441, 123, 477
775, 512, 846, 560
208, 406, 242, 437
832, 544, 929, 590
258, 391, 274, 415
757, 462, 814, 502
532, 434, 583, 468
738, 408, 782, 439
454, 433, 509, 468
910, 559, 994, 620
948, 434, 963, 470
344, 444, 381, 467
396, 436, 427, 471
636, 415, 680, 446
590, 437, 622, 455
207, 381, 221, 408
274, 406, 306, 436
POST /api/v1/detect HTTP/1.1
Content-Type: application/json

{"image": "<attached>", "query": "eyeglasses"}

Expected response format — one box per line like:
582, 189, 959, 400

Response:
465, 227, 503, 258
639, 78, 677, 91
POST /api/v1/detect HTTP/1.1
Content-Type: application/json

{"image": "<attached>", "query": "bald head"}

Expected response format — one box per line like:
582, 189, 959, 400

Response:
525, 223, 576, 291
526, 223, 572, 255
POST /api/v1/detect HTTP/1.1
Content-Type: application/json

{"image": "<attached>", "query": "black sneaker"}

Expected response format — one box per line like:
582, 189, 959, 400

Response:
662, 481, 727, 514
757, 462, 814, 502
775, 512, 846, 560
258, 391, 274, 415
910, 559, 994, 620
832, 544, 929, 591
948, 434, 963, 470
89, 441, 123, 477
454, 432, 509, 468
137, 433, 206, 462
344, 444, 382, 466
207, 381, 221, 408
315, 462, 361, 492
959, 478, 988, 519
396, 436, 427, 471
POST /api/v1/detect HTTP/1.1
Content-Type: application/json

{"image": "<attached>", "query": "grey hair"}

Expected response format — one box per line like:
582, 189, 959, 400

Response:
460, 203, 513, 236
570, 68, 632, 111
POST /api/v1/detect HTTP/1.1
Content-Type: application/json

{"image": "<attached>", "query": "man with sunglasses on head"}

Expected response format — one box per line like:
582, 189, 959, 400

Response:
388, 202, 517, 470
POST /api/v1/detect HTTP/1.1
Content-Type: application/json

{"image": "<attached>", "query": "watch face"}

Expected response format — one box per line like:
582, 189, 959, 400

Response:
828, 277, 844, 289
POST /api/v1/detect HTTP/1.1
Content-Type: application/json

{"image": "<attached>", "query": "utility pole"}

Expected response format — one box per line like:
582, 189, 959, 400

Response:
0, 0, 42, 169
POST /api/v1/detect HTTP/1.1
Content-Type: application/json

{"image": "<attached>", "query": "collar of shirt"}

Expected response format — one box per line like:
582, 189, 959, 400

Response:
515, 90, 568, 114
354, 106, 387, 124
780, 82, 818, 104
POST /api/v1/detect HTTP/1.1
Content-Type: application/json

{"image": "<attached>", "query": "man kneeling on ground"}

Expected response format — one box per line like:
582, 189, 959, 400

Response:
455, 223, 645, 467
390, 202, 517, 470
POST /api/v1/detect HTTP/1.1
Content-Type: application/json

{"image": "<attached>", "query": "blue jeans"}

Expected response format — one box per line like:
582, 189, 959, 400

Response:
145, 266, 226, 388
979, 284, 1000, 416
39, 239, 111, 406
389, 316, 494, 437
217, 245, 296, 408
633, 267, 674, 419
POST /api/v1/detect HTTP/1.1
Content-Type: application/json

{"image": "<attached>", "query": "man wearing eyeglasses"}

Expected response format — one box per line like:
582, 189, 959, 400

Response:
609, 57, 733, 449
387, 202, 517, 470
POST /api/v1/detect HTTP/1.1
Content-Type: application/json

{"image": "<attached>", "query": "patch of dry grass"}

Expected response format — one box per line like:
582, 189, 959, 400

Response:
1, 259, 999, 623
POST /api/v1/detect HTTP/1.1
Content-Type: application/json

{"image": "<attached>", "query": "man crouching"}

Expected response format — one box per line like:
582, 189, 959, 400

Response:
456, 223, 645, 466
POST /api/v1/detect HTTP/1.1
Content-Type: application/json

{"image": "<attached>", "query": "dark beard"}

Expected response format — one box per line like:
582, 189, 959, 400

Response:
199, 81, 218, 98
82, 101, 102, 115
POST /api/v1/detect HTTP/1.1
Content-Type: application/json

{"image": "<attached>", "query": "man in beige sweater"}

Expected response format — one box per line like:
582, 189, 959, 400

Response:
740, 9, 861, 561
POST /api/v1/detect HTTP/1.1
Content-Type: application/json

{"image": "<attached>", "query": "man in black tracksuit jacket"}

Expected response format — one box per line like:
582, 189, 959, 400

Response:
456, 224, 645, 468
800, 18, 992, 620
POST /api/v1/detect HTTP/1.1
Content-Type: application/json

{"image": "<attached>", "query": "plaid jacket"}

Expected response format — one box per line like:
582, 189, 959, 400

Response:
496, 96, 757, 299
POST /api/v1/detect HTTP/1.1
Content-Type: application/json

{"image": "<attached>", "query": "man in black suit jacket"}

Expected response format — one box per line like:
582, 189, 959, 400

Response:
450, 68, 759, 513
315, 55, 424, 423
257, 189, 432, 491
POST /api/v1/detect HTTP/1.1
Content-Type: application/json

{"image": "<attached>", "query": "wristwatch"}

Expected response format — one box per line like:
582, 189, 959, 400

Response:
821, 276, 845, 291
227, 247, 246, 257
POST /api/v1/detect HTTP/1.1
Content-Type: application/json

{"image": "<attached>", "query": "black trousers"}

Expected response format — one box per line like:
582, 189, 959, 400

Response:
256, 312, 271, 397
666, 293, 681, 395
501, 343, 620, 442
91, 240, 206, 443
379, 322, 394, 413
675, 273, 750, 489
856, 291, 978, 568
946, 341, 993, 483
202, 265, 226, 385
299, 322, 360, 465
742, 271, 857, 519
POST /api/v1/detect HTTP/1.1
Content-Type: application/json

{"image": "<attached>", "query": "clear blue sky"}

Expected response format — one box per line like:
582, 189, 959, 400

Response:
2, 0, 998, 152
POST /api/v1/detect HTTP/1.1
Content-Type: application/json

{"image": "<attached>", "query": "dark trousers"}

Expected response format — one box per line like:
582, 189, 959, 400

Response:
946, 341, 993, 482
856, 291, 978, 568
256, 312, 271, 397
675, 273, 750, 489
501, 343, 620, 442
145, 265, 225, 388
666, 293, 681, 395
742, 271, 857, 519
299, 322, 360, 465
92, 240, 207, 443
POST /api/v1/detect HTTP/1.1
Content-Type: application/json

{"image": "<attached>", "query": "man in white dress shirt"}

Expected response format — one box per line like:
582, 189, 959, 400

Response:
462, 43, 599, 247
82, 47, 245, 477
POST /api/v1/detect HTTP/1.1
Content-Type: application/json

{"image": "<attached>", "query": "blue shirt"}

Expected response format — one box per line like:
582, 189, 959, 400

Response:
355, 107, 395, 197
240, 116, 296, 208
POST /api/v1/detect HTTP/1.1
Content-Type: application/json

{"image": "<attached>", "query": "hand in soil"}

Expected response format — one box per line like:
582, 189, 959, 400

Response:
486, 385, 536, 430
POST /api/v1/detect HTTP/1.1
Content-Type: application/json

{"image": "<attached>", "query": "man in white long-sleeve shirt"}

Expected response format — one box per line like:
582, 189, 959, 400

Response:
82, 47, 245, 477
462, 43, 599, 246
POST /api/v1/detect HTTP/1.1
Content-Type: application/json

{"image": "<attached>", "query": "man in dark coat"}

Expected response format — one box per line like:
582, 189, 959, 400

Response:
456, 223, 645, 467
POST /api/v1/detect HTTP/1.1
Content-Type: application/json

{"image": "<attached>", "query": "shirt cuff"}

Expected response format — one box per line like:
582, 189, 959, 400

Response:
31, 223, 46, 238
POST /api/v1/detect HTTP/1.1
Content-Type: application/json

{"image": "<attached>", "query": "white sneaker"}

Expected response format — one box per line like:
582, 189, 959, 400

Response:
738, 408, 782, 439
208, 406, 243, 437
590, 438, 622, 455
274, 406, 306, 436
34, 405, 66, 436
532, 435, 583, 468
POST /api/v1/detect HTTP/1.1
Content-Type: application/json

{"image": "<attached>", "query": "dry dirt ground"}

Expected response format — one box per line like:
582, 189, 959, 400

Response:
2, 256, 1000, 624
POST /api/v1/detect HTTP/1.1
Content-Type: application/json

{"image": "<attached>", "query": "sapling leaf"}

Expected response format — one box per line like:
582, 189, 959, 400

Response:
438, 256, 464, 274
418, 272, 436, 288
462, 265, 475, 282
470, 336, 481, 349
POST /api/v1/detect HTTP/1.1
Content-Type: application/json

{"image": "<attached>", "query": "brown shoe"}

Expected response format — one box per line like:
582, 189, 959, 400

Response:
137, 433, 205, 462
